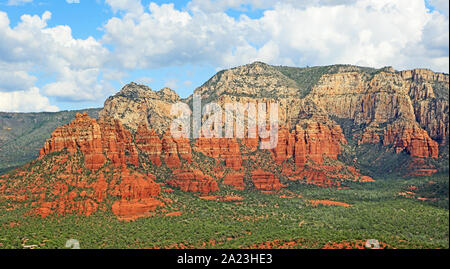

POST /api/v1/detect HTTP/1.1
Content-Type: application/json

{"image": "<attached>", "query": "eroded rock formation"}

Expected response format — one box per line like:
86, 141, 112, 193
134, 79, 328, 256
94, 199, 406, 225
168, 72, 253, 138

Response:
223, 172, 245, 190
167, 169, 219, 193
383, 121, 439, 158
40, 113, 140, 169
1, 62, 447, 220
195, 138, 242, 170
251, 169, 284, 191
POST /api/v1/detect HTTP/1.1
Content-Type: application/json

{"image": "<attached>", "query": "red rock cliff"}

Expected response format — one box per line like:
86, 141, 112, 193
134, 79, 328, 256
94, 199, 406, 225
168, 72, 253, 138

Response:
40, 112, 139, 169
383, 121, 439, 158
270, 122, 346, 167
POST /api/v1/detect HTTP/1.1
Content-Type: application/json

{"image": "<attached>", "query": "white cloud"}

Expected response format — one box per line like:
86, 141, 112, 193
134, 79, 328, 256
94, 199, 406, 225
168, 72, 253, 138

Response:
0, 63, 37, 92
0, 0, 448, 112
105, 0, 144, 14
0, 87, 58, 112
6, 0, 33, 6
186, 0, 359, 13
66, 0, 80, 4
0, 10, 110, 104
101, 0, 449, 73
43, 68, 112, 102
164, 78, 178, 89
428, 0, 449, 16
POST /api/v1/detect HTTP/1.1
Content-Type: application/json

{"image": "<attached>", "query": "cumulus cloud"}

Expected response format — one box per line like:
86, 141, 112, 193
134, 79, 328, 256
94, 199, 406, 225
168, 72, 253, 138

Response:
187, 0, 358, 13
0, 0, 448, 112
0, 63, 37, 92
0, 87, 58, 112
0, 10, 110, 108
43, 68, 112, 102
428, 0, 449, 16
164, 78, 178, 89
101, 0, 449, 72
105, 0, 144, 14
6, 0, 33, 6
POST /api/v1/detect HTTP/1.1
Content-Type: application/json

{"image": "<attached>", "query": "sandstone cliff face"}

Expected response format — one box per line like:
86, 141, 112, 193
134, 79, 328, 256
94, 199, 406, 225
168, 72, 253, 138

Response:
383, 121, 439, 158
31, 113, 165, 219
194, 137, 242, 170
167, 169, 219, 193
405, 70, 449, 144
98, 62, 447, 166
251, 169, 284, 191
270, 122, 346, 167
39, 112, 105, 170
135, 124, 162, 166
110, 169, 163, 220
1, 152, 162, 220
99, 117, 140, 168
305, 67, 446, 164
308, 71, 417, 125
161, 132, 192, 169
223, 172, 245, 190
191, 62, 300, 102
35, 64, 450, 185
40, 112, 139, 169
400, 69, 449, 83
99, 82, 180, 134
1, 62, 447, 221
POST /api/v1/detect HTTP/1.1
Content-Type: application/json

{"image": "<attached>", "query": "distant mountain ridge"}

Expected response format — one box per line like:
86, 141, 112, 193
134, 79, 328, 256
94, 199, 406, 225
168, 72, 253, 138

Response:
100, 62, 448, 176
1, 62, 448, 176
0, 108, 101, 174
0, 62, 448, 220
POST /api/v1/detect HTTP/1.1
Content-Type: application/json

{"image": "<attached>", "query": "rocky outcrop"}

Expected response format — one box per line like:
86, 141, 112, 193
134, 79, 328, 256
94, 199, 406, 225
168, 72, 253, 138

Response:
309, 71, 417, 125
223, 172, 245, 190
400, 68, 449, 83
161, 132, 192, 169
383, 121, 438, 158
98, 62, 447, 170
195, 138, 242, 170
39, 112, 105, 170
406, 75, 449, 144
40, 113, 139, 169
295, 121, 346, 166
306, 67, 446, 163
190, 62, 300, 104
269, 122, 346, 167
358, 128, 381, 145
100, 83, 181, 134
270, 127, 295, 164
110, 169, 162, 220
135, 124, 162, 166
251, 169, 284, 191
404, 158, 438, 177
98, 117, 139, 167
167, 169, 219, 193
1, 62, 447, 223
1, 150, 163, 219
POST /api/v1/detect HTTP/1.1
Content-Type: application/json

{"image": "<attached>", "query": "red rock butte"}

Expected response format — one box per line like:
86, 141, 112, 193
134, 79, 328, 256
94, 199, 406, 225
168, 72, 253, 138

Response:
1, 62, 447, 220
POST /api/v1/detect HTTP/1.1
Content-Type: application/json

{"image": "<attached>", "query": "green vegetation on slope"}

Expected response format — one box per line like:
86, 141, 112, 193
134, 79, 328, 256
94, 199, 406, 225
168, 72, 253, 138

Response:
0, 173, 447, 249
0, 108, 101, 175
274, 65, 332, 98
274, 64, 381, 98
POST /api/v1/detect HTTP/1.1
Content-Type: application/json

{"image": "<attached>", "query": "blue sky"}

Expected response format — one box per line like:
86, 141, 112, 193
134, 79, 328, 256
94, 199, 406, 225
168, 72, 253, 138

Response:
0, 0, 448, 112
